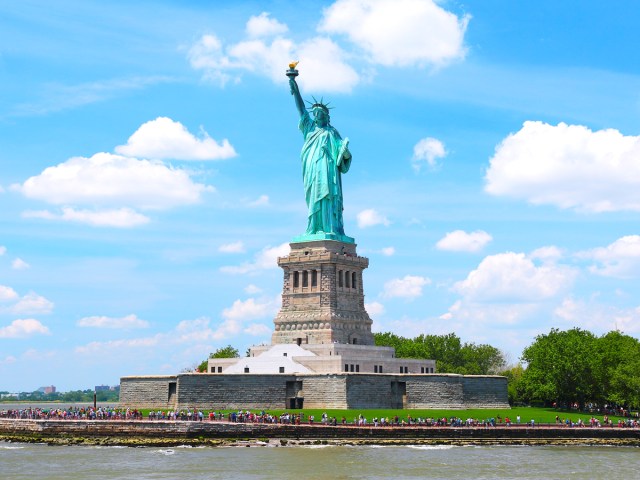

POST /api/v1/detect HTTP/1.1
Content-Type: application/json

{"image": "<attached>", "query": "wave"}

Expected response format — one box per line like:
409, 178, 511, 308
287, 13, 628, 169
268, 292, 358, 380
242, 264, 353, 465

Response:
151, 449, 175, 455
406, 445, 457, 450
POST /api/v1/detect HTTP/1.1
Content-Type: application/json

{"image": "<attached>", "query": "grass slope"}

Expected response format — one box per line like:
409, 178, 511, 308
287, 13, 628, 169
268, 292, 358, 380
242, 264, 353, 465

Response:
138, 407, 623, 425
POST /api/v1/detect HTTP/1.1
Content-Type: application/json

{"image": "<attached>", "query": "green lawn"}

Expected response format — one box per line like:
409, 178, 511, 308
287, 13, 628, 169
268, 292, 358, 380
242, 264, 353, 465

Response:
137, 406, 625, 425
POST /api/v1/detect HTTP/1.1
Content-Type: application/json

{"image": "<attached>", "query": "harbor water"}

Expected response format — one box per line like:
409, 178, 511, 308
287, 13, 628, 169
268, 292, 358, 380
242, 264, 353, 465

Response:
1, 441, 637, 479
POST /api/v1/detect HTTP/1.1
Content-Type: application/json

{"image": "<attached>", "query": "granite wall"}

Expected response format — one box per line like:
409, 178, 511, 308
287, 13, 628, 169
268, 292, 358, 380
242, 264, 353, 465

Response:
119, 376, 177, 409
120, 373, 509, 410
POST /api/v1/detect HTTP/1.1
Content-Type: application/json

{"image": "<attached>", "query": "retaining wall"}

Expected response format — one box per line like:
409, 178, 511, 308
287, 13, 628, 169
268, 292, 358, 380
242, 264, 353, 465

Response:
119, 373, 509, 410
119, 376, 177, 409
1, 419, 638, 444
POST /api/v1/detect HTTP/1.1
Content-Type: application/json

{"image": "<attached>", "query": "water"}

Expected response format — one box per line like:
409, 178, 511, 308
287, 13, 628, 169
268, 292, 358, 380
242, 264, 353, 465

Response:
1, 442, 637, 479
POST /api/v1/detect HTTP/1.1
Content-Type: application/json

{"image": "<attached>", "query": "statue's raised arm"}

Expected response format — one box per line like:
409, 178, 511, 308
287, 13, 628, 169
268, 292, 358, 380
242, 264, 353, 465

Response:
289, 78, 306, 118
286, 62, 354, 244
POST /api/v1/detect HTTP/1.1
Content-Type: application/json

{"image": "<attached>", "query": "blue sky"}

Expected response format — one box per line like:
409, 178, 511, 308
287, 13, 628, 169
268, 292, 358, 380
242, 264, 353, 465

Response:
2, 0, 640, 392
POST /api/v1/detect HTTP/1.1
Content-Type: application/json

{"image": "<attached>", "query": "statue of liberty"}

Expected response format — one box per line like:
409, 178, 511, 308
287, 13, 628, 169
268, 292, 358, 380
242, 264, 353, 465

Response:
287, 63, 354, 243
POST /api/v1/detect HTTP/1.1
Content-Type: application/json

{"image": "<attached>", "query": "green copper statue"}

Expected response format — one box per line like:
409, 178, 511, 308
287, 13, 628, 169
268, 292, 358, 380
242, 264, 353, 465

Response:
287, 63, 354, 244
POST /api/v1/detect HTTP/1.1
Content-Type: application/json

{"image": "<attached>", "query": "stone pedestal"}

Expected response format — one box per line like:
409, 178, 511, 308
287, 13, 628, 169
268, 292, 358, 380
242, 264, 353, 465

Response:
272, 240, 374, 346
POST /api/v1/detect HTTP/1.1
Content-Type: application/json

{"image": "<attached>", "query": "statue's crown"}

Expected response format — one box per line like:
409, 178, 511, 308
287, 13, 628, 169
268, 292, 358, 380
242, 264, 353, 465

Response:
306, 96, 332, 114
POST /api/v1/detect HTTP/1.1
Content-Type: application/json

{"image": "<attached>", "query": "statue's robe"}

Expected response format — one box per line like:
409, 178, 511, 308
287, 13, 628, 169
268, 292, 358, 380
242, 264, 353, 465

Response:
299, 111, 351, 236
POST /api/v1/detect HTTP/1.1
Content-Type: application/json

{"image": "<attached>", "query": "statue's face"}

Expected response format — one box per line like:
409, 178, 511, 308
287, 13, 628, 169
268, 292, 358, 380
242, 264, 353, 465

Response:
314, 108, 329, 127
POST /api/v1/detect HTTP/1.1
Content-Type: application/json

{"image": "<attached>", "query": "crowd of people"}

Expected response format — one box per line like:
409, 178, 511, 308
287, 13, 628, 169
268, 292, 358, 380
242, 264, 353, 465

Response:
0, 406, 142, 420
1, 406, 638, 428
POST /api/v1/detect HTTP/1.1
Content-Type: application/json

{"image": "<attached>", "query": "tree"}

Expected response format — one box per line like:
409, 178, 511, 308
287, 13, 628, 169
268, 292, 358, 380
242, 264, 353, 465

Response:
197, 345, 240, 372
500, 364, 525, 405
374, 332, 505, 375
210, 345, 240, 358
520, 328, 599, 406
460, 343, 506, 375
597, 330, 640, 408
518, 328, 640, 409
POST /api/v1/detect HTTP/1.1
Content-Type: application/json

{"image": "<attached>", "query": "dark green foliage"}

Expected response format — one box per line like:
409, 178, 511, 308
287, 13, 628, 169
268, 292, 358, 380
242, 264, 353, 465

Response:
518, 328, 640, 409
210, 345, 240, 359
374, 332, 506, 375
499, 364, 525, 405
197, 345, 240, 372
597, 331, 640, 408
1, 389, 120, 403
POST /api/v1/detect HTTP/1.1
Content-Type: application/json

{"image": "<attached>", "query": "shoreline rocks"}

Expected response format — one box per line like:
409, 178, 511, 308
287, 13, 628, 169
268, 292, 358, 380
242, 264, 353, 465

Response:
1, 419, 638, 448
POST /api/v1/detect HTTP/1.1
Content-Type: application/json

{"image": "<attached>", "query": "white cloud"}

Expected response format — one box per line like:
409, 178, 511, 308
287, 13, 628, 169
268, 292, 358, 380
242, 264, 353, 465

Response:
188, 28, 359, 92
554, 297, 640, 335
412, 137, 446, 171
220, 242, 290, 274
439, 300, 541, 329
227, 37, 294, 83
382, 275, 430, 299
0, 319, 50, 338
0, 288, 53, 315
244, 284, 262, 294
319, 0, 469, 67
189, 2, 467, 92
75, 336, 160, 355
381, 247, 395, 256
11, 258, 30, 270
365, 301, 385, 316
16, 153, 210, 210
23, 207, 150, 228
293, 36, 360, 92
14, 152, 211, 227
77, 314, 149, 329
222, 297, 277, 322
0, 246, 6, 256
436, 230, 492, 253
453, 252, 577, 302
213, 296, 279, 340
219, 241, 245, 253
485, 121, 640, 212
74, 318, 216, 355
71, 308, 273, 360
115, 117, 236, 161
243, 323, 271, 336
255, 243, 290, 268
10, 292, 54, 315
0, 355, 17, 366
248, 195, 270, 207
246, 12, 288, 38
357, 209, 390, 228
0, 285, 19, 302
579, 235, 640, 278
187, 34, 234, 86
530, 245, 564, 263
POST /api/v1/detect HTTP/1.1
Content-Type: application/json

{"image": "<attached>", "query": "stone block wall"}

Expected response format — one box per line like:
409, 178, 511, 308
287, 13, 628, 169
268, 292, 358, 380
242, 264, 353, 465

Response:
405, 375, 465, 409
120, 372, 509, 410
176, 374, 292, 410
462, 375, 509, 408
119, 376, 177, 409
298, 375, 347, 409
345, 375, 395, 409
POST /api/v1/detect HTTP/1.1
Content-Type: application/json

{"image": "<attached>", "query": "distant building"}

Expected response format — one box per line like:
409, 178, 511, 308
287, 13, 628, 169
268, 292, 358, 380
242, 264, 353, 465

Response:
95, 385, 120, 392
37, 385, 56, 394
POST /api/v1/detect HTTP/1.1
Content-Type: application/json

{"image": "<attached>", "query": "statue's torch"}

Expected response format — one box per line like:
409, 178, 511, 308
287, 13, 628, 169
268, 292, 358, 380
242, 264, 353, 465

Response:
286, 61, 299, 78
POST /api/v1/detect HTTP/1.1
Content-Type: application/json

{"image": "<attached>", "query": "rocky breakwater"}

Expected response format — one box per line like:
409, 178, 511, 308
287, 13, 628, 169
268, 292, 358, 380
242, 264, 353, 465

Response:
1, 418, 639, 447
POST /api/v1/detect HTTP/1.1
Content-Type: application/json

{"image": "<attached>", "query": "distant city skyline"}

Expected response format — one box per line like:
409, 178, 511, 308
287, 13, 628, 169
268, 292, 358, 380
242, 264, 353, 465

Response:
1, 0, 640, 391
